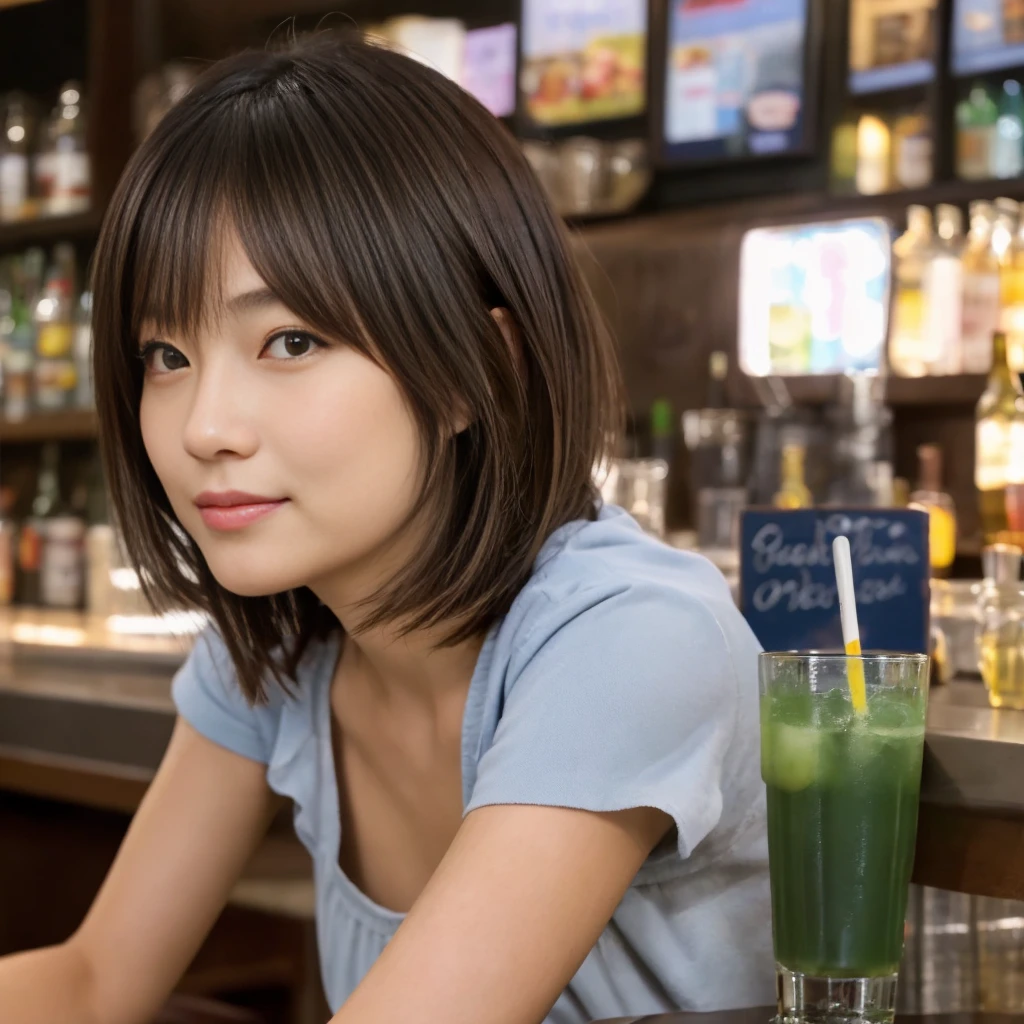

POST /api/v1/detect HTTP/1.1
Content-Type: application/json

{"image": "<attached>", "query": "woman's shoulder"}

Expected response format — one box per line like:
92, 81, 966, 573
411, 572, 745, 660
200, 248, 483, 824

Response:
171, 625, 331, 765
501, 504, 750, 663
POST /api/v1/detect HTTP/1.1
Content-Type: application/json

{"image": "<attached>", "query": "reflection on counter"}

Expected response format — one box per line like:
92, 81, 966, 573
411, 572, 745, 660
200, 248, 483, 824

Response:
0, 606, 202, 664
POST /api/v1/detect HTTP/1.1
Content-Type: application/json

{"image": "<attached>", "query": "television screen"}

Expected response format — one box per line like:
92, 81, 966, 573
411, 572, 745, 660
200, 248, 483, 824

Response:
848, 0, 937, 94
463, 23, 517, 118
662, 0, 810, 164
521, 0, 647, 127
951, 0, 1024, 76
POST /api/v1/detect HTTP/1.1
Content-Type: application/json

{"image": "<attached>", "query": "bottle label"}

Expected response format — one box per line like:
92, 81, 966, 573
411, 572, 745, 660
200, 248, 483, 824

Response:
958, 127, 988, 179
896, 135, 933, 189
962, 272, 1001, 371
41, 537, 84, 608
54, 151, 90, 197
0, 153, 28, 218
18, 523, 41, 572
0, 528, 12, 604
37, 323, 74, 359
976, 420, 1018, 490
923, 257, 963, 373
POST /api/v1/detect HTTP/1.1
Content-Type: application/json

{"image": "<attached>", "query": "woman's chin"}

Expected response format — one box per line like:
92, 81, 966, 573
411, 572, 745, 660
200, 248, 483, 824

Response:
208, 563, 307, 598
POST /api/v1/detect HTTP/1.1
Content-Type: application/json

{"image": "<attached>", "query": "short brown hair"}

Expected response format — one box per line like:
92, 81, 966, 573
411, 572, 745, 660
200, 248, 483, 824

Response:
92, 34, 622, 702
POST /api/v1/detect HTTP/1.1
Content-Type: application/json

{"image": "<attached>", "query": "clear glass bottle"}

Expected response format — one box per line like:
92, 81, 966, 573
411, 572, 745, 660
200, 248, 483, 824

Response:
976, 331, 1024, 543
909, 444, 957, 575
923, 204, 964, 375
976, 544, 1024, 709
33, 104, 58, 211
889, 205, 933, 377
0, 92, 30, 223
49, 82, 90, 216
961, 200, 1001, 374
773, 443, 813, 509
993, 78, 1024, 178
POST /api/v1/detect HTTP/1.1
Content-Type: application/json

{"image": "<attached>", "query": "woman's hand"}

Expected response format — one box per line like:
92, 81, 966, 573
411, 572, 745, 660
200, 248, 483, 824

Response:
331, 802, 671, 1024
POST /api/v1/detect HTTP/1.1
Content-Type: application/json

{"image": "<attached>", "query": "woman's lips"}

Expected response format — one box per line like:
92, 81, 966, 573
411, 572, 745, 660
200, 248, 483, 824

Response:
196, 500, 288, 532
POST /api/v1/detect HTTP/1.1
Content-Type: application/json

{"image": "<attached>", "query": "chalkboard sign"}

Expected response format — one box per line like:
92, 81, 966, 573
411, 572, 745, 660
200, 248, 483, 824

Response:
740, 508, 930, 654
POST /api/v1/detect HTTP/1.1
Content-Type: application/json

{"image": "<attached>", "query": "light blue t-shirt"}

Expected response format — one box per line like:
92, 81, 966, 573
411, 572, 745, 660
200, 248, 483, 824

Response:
173, 504, 773, 1021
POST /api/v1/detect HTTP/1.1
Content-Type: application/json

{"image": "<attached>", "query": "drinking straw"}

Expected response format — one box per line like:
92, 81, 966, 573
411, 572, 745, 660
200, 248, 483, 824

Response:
833, 535, 868, 714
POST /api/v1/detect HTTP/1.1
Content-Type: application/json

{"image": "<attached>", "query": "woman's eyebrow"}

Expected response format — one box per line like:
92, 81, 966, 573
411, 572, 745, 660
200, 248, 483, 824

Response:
225, 286, 283, 315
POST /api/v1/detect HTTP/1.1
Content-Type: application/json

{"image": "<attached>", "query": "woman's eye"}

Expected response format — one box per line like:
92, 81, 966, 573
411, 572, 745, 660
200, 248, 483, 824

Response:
140, 342, 189, 375
262, 331, 323, 360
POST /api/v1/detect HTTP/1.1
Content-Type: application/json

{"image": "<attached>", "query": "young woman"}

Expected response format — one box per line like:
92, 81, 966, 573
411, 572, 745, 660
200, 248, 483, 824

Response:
0, 35, 772, 1024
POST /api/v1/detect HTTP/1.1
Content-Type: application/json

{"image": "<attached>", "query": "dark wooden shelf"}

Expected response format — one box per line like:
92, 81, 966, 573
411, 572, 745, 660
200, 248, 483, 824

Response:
0, 409, 98, 443
728, 373, 986, 410
886, 374, 987, 406
0, 209, 104, 252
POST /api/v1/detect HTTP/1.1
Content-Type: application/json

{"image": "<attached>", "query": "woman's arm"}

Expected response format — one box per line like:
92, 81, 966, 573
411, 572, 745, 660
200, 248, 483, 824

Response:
333, 802, 671, 1024
0, 718, 276, 1024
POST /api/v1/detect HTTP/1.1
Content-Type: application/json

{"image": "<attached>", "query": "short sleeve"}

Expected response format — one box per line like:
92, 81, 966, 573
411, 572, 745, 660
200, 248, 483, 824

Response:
465, 583, 742, 860
172, 628, 275, 764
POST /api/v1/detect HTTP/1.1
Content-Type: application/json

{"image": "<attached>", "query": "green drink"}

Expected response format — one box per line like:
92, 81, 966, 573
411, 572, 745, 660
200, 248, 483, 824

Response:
759, 653, 928, 1024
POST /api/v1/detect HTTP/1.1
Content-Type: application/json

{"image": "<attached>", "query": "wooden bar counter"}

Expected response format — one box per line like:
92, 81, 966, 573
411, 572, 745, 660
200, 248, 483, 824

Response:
1, 609, 1023, 899
1, 609, 1023, 1021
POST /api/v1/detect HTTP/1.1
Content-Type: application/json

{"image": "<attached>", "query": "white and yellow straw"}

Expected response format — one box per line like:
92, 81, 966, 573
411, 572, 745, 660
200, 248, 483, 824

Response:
833, 535, 867, 714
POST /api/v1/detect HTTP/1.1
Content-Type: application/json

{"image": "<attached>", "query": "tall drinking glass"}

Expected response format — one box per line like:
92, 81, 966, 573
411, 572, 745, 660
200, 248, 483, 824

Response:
759, 652, 929, 1024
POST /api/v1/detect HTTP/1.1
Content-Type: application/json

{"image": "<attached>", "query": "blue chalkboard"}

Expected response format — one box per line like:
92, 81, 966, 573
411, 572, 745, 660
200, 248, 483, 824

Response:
740, 508, 930, 655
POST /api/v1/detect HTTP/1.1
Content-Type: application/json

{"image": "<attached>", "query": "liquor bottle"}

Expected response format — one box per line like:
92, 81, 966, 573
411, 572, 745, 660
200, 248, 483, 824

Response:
49, 82, 90, 216
74, 289, 93, 408
773, 444, 813, 509
961, 200, 1001, 373
889, 206, 933, 377
909, 444, 957, 575
976, 331, 1024, 543
992, 196, 1019, 260
892, 111, 932, 190
650, 398, 674, 467
17, 442, 60, 604
830, 118, 858, 194
855, 114, 891, 195
994, 79, 1024, 178
1000, 204, 1024, 374
922, 204, 964, 375
3, 248, 43, 421
956, 82, 998, 180
34, 243, 77, 411
707, 350, 728, 408
976, 544, 1024, 709
0, 93, 30, 223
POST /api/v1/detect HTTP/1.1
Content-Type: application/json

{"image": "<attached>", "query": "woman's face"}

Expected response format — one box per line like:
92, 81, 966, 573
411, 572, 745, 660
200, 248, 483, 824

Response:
138, 230, 423, 602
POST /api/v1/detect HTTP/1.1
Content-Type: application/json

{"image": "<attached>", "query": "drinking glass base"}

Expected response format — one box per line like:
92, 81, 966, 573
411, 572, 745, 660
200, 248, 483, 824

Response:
775, 967, 898, 1024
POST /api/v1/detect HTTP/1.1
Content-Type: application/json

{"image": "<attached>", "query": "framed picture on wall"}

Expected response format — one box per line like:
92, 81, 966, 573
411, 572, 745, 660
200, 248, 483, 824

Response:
657, 0, 818, 166
519, 0, 648, 129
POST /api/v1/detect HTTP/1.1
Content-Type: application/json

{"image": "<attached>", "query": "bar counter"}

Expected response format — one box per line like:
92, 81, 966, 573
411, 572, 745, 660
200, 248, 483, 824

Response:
1, 609, 1023, 899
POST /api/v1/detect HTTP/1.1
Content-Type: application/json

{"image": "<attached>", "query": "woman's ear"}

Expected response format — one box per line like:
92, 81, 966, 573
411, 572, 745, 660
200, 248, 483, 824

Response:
449, 307, 523, 436
490, 306, 525, 379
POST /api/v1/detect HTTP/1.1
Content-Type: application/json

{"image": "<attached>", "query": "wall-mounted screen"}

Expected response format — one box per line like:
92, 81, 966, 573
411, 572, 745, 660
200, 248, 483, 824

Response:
739, 217, 892, 376
662, 0, 810, 164
848, 0, 937, 94
520, 0, 647, 127
952, 0, 1024, 76
463, 23, 517, 118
